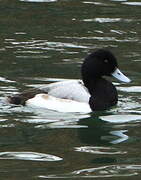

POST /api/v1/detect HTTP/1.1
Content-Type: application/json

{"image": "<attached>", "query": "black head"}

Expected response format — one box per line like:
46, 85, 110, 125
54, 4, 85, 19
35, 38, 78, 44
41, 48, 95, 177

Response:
81, 49, 118, 85
81, 49, 131, 111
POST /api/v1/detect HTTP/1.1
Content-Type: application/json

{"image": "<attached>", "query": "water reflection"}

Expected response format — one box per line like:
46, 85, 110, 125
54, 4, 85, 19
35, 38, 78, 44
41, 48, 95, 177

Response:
0, 77, 15, 83
77, 116, 130, 145
39, 164, 141, 178
0, 151, 62, 161
20, 0, 57, 2
0, 72, 140, 175
118, 86, 141, 93
1, 78, 140, 147
100, 115, 141, 123
122, 2, 141, 6
0, 0, 141, 179
36, 119, 88, 129
71, 164, 141, 178
75, 146, 126, 155
83, 18, 121, 23
83, 1, 108, 6
110, 130, 128, 144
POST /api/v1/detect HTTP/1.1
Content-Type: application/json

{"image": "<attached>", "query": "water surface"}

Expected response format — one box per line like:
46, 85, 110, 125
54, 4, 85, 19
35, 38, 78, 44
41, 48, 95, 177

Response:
0, 0, 141, 179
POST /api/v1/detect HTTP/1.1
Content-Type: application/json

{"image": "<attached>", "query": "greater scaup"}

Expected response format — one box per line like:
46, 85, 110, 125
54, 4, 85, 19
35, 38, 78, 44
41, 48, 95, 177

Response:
8, 49, 131, 113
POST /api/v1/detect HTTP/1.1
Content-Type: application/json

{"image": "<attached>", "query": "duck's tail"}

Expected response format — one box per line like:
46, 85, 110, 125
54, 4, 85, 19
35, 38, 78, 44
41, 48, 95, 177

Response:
7, 88, 45, 105
7, 95, 24, 105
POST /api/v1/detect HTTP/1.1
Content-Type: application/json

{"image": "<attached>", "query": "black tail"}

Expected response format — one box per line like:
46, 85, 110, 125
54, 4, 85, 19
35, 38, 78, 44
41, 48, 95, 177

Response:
8, 88, 46, 105
8, 96, 24, 105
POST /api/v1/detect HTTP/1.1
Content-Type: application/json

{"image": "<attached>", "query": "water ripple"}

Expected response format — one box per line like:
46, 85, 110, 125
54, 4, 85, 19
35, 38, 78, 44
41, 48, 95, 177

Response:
110, 130, 128, 144
71, 165, 140, 177
56, 35, 138, 42
109, 96, 141, 113
8, 40, 88, 49
85, 18, 121, 23
111, 0, 127, 1
100, 115, 141, 123
83, 17, 140, 23
6, 39, 89, 58
83, 1, 108, 6
20, 0, 57, 2
0, 77, 15, 83
118, 86, 141, 93
35, 119, 88, 129
122, 2, 141, 6
75, 146, 126, 154
39, 164, 141, 178
0, 152, 62, 161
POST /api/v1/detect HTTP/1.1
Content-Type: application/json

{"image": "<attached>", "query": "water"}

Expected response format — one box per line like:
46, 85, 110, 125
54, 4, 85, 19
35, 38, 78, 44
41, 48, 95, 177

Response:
0, 0, 141, 179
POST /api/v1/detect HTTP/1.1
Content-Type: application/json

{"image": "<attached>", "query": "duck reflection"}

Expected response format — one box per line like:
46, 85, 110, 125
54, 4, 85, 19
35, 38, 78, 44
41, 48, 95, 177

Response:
77, 114, 129, 145
32, 110, 129, 146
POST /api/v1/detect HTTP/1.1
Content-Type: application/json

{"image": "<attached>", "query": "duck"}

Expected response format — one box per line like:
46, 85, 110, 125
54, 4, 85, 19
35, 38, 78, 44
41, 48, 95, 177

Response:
8, 49, 131, 113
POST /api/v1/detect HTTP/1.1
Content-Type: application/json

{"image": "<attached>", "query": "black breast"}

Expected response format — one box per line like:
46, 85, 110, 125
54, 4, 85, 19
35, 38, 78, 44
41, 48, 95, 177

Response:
89, 78, 118, 111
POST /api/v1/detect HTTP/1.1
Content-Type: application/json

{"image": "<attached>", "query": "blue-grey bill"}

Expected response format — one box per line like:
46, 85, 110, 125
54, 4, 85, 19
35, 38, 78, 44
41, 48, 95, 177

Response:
111, 68, 131, 83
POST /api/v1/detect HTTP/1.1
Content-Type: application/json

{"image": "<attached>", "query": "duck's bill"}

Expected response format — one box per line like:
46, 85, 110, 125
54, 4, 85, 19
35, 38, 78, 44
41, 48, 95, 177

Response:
111, 68, 131, 83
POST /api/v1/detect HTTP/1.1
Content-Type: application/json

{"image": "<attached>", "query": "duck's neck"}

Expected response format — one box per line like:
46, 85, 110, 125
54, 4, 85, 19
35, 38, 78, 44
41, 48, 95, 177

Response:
83, 76, 100, 95
83, 77, 118, 111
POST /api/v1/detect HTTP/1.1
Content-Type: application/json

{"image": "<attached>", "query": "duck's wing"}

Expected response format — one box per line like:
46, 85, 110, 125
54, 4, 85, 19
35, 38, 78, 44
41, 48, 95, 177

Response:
8, 80, 90, 105
40, 80, 90, 103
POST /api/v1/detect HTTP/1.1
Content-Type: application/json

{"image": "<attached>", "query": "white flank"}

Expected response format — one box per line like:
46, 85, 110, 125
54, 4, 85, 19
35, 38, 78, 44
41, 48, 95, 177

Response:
40, 80, 90, 103
26, 94, 91, 113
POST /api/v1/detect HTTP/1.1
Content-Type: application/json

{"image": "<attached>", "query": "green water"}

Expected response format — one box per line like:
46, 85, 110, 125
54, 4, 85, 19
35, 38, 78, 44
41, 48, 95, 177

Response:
0, 0, 141, 179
